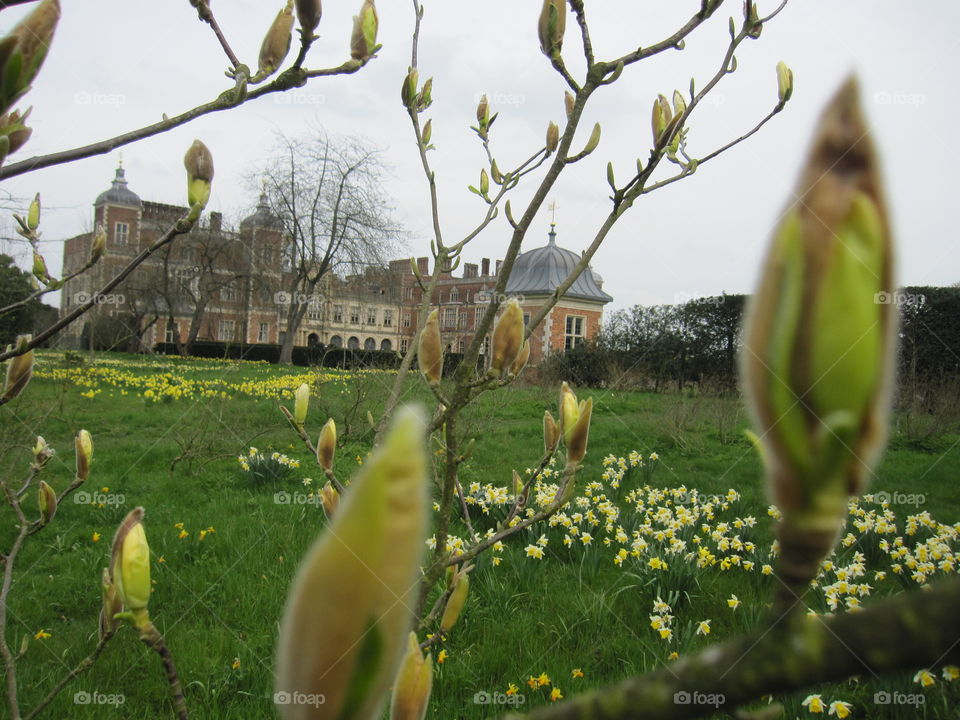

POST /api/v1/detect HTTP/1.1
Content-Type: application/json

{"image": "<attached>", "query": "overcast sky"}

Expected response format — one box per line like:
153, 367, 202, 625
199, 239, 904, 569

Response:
2, 0, 957, 314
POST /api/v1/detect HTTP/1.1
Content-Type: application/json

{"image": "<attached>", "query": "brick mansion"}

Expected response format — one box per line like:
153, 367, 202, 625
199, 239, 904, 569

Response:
59, 166, 612, 364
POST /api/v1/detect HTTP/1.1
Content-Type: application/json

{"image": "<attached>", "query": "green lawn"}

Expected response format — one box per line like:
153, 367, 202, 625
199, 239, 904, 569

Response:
1, 350, 958, 719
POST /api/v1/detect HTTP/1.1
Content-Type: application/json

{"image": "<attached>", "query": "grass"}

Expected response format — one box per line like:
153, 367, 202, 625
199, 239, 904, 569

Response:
1, 350, 958, 719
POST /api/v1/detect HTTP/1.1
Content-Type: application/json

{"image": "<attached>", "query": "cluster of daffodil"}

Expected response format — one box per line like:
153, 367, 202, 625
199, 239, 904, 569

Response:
237, 447, 300, 483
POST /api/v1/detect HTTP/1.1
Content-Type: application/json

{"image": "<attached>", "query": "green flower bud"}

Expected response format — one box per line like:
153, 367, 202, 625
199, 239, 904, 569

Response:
110, 508, 151, 613
479, 168, 489, 196
27, 192, 40, 230
75, 429, 93, 481
401, 67, 419, 110
350, 0, 379, 61
3, 336, 33, 401
184, 139, 214, 209
543, 410, 559, 455
741, 77, 894, 597
440, 573, 469, 632
672, 89, 687, 118
276, 406, 427, 720
316, 418, 336, 471
3, 0, 59, 112
90, 224, 107, 263
537, 0, 566, 58
390, 632, 432, 720
99, 567, 122, 639
258, 0, 294, 80
32, 435, 53, 466
489, 299, 524, 376
319, 480, 339, 521
652, 93, 672, 146
776, 60, 794, 104
476, 94, 489, 129
38, 480, 56, 524
293, 382, 309, 425
564, 91, 575, 119
417, 77, 432, 111
31, 250, 48, 283
509, 339, 531, 377
418, 309, 442, 385
581, 122, 601, 156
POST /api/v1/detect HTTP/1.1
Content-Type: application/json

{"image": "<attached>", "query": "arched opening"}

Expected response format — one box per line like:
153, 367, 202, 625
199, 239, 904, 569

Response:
329, 335, 343, 348
307, 333, 319, 347
364, 337, 376, 351
347, 336, 360, 350
380, 339, 392, 352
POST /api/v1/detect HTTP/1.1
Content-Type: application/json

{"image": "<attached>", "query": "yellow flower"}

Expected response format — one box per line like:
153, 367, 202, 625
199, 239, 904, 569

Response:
913, 669, 935, 687
527, 676, 538, 690
232, 657, 241, 670
174, 522, 184, 529
34, 629, 51, 640
178, 529, 188, 539
658, 628, 672, 641
91, 532, 101, 543
436, 649, 447, 664
761, 564, 773, 575
801, 694, 825, 713
727, 594, 741, 610
667, 651, 679, 661
571, 668, 584, 679
537, 672, 550, 687
828, 700, 852, 718
550, 687, 563, 702
506, 683, 519, 695
525, 545, 544, 560
696, 620, 711, 636
943, 666, 960, 682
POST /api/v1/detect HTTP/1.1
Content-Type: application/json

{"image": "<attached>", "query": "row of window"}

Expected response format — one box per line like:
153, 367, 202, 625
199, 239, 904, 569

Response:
330, 306, 394, 327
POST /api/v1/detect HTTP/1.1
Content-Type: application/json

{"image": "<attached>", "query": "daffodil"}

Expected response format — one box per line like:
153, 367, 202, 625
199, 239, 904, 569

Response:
801, 694, 825, 713
828, 700, 852, 718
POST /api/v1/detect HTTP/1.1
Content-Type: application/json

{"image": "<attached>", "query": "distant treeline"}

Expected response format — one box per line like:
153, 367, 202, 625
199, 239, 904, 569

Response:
544, 286, 960, 392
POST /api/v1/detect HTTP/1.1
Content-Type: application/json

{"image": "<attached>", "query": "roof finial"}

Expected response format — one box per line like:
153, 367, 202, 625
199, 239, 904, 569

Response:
118, 151, 123, 169
548, 200, 558, 244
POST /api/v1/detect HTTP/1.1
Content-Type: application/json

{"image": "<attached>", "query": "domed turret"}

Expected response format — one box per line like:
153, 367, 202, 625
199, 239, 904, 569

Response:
241, 190, 283, 230
94, 164, 142, 208
505, 224, 612, 303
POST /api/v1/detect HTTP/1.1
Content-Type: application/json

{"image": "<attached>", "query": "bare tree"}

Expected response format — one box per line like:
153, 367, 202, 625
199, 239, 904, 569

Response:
253, 130, 402, 364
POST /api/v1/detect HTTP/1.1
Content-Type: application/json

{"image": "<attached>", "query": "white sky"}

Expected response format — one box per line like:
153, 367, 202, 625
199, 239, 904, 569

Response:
2, 0, 957, 314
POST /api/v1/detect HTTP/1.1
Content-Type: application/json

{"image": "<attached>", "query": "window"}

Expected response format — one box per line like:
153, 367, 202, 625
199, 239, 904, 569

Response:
347, 336, 360, 350
564, 315, 585, 350
380, 339, 392, 351
260, 246, 276, 266
175, 267, 198, 294
404, 286, 414, 300
220, 283, 236, 301
383, 309, 393, 327
364, 338, 376, 351
114, 222, 129, 245
402, 313, 412, 328
523, 312, 531, 328
257, 322, 269, 343
400, 338, 409, 353
474, 307, 484, 326
482, 336, 490, 356
333, 305, 343, 323
218, 320, 236, 341
350, 306, 360, 324
442, 308, 456, 329
458, 340, 465, 353
367, 308, 377, 325
458, 312, 467, 329
450, 287, 459, 302
307, 306, 321, 321
165, 322, 178, 343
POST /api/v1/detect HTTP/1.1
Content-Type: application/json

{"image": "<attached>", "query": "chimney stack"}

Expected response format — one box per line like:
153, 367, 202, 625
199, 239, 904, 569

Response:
495, 259, 503, 275
210, 211, 222, 232
481, 258, 490, 276
417, 257, 429, 275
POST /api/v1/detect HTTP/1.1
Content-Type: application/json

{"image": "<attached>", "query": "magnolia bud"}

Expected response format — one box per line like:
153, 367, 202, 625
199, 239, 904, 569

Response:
582, 122, 601, 156
652, 94, 673, 145
32, 435, 53, 466
546, 121, 559, 153
184, 140, 214, 209
27, 192, 40, 230
110, 507, 151, 613
672, 89, 687, 118
401, 67, 419, 110
564, 91, 575, 119
776, 60, 794, 104
509, 339, 531, 376
38, 480, 56, 524
741, 77, 894, 600
418, 309, 442, 385
295, 0, 321, 34
476, 94, 490, 130
258, 0, 294, 79
417, 77, 432, 110
276, 407, 427, 720
3, 337, 33, 401
319, 480, 339, 520
350, 0, 378, 61
537, 0, 566, 58
5, 0, 59, 107
490, 299, 524, 376
90, 225, 107, 263
316, 418, 336, 471
75, 429, 93, 481
293, 382, 309, 425
479, 168, 489, 196
31, 251, 48, 282
440, 573, 469, 632
566, 396, 593, 465
512, 469, 523, 497
558, 382, 579, 444
390, 632, 433, 720
543, 411, 559, 455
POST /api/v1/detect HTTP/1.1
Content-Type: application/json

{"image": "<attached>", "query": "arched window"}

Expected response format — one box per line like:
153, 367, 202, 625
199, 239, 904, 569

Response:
364, 337, 376, 351
348, 336, 360, 350
329, 335, 343, 348
380, 339, 392, 352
